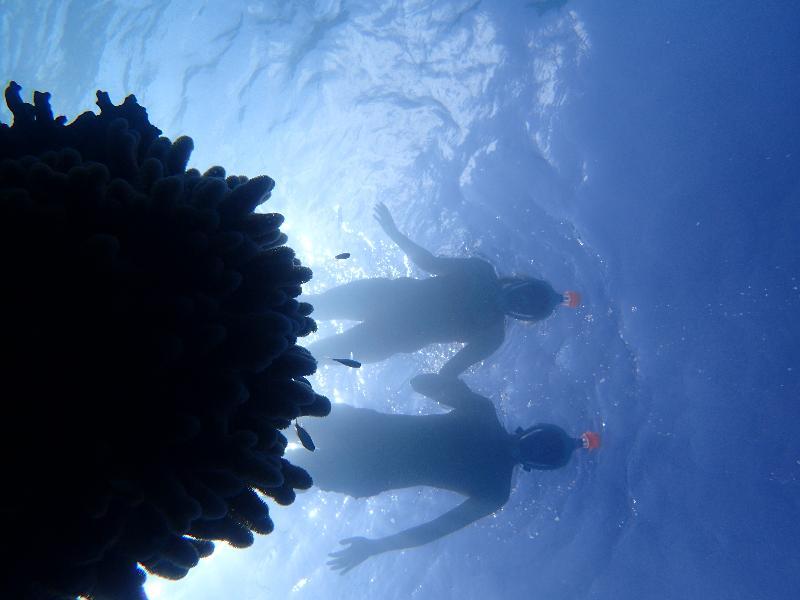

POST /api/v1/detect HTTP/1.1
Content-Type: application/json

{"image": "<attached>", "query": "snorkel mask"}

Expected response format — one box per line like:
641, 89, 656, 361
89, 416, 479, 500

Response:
501, 279, 568, 321
515, 425, 600, 471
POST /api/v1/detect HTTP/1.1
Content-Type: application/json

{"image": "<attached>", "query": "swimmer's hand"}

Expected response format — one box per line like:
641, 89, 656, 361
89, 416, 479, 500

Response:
373, 202, 400, 239
327, 537, 381, 575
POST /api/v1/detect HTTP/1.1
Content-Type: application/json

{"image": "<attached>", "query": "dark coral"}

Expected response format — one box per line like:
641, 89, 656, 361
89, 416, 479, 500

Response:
0, 82, 329, 599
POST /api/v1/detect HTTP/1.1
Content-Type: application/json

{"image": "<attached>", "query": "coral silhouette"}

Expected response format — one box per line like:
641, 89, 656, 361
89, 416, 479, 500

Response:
0, 82, 329, 599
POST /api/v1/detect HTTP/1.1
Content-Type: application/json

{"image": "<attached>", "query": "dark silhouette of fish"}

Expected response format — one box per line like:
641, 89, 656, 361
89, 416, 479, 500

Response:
335, 252, 351, 259
295, 421, 315, 451
331, 357, 361, 368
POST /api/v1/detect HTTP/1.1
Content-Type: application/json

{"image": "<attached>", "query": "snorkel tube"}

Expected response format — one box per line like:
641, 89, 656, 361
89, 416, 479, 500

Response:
562, 290, 582, 308
581, 431, 601, 450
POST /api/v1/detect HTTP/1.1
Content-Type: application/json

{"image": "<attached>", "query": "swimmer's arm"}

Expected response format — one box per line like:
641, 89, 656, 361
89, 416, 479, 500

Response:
374, 202, 470, 274
376, 496, 503, 552
438, 325, 505, 378
410, 374, 493, 412
328, 497, 503, 573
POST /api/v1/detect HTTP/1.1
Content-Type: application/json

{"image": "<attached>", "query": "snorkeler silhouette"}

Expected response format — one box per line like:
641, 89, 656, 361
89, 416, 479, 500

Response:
307, 203, 580, 377
291, 374, 599, 574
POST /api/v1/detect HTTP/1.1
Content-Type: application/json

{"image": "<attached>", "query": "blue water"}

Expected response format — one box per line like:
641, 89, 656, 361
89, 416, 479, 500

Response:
2, 1, 798, 598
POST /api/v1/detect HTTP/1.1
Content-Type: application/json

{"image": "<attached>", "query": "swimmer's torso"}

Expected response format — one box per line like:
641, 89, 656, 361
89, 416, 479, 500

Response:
383, 258, 505, 344
298, 403, 513, 504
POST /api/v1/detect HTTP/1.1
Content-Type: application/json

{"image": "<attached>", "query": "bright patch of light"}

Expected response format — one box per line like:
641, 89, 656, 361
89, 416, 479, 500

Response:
332, 387, 345, 404
569, 10, 592, 60
460, 139, 498, 186
533, 45, 563, 109
291, 577, 309, 592
297, 233, 316, 266
144, 579, 166, 599
534, 130, 555, 166
143, 542, 240, 598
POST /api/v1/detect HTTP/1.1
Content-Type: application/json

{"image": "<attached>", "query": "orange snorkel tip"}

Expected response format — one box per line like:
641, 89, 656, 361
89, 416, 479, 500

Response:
581, 431, 601, 451
562, 290, 581, 308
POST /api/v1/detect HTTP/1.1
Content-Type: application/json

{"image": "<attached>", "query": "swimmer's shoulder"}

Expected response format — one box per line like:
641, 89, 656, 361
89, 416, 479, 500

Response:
451, 256, 499, 281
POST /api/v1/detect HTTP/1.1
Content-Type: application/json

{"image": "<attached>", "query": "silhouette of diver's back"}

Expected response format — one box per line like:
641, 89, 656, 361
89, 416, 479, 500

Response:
309, 256, 504, 358
298, 388, 512, 503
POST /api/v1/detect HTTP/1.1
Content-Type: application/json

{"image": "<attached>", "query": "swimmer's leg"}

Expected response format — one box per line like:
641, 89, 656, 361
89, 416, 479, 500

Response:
307, 322, 398, 363
288, 405, 386, 498
305, 278, 395, 321
291, 448, 375, 498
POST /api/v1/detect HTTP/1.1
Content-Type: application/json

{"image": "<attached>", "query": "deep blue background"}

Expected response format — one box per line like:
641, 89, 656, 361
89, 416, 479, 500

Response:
571, 1, 800, 597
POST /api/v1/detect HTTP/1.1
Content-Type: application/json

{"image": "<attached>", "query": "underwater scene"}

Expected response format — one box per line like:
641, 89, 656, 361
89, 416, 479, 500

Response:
1, 1, 798, 599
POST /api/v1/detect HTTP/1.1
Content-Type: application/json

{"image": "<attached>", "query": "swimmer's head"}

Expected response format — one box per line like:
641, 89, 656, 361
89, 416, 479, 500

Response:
515, 424, 597, 471
499, 278, 571, 321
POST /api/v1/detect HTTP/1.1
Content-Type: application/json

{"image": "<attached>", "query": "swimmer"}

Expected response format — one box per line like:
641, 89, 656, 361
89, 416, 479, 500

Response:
290, 374, 599, 573
307, 203, 579, 377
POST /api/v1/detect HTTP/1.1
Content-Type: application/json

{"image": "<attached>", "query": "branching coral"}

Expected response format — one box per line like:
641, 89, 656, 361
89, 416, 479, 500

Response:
0, 82, 329, 600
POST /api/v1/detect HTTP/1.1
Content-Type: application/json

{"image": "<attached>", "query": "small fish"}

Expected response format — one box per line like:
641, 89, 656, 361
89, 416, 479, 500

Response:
295, 421, 315, 451
335, 252, 351, 260
331, 357, 361, 368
